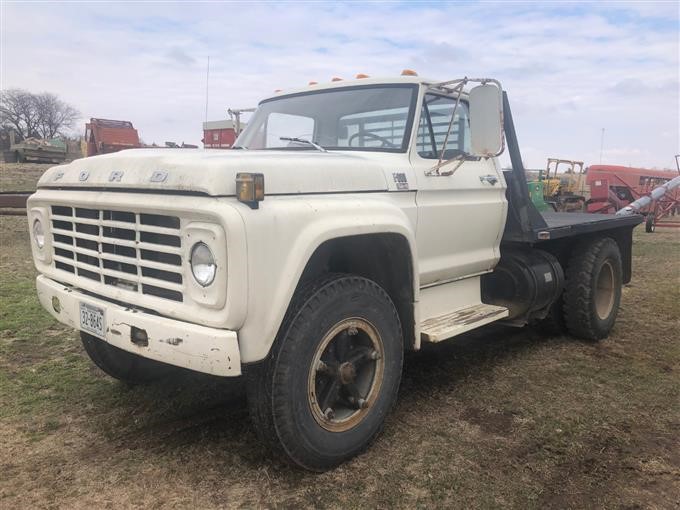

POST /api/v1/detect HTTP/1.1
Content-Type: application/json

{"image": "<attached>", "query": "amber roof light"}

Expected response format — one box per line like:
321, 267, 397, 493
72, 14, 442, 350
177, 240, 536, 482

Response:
401, 69, 418, 76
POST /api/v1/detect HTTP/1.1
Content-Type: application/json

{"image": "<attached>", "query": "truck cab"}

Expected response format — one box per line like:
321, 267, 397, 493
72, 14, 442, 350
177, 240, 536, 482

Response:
27, 74, 642, 470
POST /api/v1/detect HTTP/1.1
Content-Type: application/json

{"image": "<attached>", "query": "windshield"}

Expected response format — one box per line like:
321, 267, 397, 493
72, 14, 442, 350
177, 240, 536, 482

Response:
236, 84, 418, 152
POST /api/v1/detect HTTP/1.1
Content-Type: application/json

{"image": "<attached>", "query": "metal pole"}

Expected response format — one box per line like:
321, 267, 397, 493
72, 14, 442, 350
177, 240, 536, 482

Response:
616, 175, 680, 216
599, 128, 605, 164
205, 56, 210, 123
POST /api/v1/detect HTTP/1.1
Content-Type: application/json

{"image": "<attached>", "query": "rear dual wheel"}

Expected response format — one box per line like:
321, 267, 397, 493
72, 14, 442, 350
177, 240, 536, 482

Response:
563, 238, 622, 340
538, 237, 623, 340
246, 274, 403, 471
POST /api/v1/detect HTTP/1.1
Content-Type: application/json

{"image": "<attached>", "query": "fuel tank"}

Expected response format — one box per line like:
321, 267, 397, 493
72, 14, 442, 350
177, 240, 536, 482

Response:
482, 249, 564, 324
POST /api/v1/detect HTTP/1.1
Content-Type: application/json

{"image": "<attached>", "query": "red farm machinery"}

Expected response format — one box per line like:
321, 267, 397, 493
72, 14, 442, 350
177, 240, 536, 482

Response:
588, 156, 680, 232
85, 118, 141, 157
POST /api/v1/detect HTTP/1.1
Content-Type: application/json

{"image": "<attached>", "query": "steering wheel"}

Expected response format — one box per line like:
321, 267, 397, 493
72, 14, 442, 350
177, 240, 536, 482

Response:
348, 131, 397, 148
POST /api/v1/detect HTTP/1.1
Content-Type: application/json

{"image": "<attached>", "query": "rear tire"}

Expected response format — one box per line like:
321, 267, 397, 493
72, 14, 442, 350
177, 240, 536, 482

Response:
645, 214, 655, 233
246, 274, 403, 471
81, 332, 172, 384
563, 238, 622, 340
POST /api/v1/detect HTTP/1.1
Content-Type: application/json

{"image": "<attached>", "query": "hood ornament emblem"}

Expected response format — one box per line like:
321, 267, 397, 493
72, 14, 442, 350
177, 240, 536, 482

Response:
150, 170, 168, 183
78, 170, 89, 181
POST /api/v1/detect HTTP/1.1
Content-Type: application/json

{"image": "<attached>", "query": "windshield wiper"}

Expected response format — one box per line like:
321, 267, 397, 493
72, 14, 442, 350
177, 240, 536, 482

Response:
279, 137, 327, 152
232, 144, 248, 150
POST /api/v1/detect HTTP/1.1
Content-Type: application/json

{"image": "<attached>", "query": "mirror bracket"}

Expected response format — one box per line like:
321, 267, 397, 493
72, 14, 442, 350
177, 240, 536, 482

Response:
425, 77, 505, 177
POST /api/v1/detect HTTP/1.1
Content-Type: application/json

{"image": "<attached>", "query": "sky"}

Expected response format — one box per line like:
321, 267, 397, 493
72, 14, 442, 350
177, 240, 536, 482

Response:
2, 0, 679, 169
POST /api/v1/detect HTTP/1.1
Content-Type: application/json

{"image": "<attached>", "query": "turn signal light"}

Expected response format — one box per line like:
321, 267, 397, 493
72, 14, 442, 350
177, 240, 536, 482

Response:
236, 172, 265, 209
401, 69, 418, 76
355, 73, 370, 79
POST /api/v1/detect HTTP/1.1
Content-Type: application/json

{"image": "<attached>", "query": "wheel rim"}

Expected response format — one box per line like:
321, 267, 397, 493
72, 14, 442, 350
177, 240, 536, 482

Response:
595, 260, 615, 320
307, 318, 385, 432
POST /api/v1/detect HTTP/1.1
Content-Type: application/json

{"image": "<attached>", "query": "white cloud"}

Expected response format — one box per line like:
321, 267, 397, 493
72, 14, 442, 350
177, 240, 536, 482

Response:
1, 1, 678, 168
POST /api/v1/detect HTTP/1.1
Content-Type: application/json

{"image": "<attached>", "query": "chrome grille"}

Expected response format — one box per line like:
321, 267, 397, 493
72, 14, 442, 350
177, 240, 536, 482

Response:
49, 205, 184, 302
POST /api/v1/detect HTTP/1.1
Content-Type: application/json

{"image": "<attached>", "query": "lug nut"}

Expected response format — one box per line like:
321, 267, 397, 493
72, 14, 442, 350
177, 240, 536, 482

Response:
370, 350, 381, 360
347, 326, 358, 336
357, 398, 368, 409
324, 408, 335, 420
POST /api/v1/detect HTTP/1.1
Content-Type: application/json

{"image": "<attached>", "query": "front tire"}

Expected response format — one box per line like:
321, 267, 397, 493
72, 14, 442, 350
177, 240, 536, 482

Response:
563, 238, 623, 340
246, 274, 403, 471
81, 332, 172, 384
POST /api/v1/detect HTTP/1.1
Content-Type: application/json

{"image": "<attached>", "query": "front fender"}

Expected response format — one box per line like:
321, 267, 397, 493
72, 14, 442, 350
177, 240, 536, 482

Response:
236, 193, 418, 363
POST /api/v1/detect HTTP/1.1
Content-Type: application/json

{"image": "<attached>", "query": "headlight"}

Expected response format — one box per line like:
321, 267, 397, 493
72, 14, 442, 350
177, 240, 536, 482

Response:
190, 242, 216, 286
33, 218, 45, 249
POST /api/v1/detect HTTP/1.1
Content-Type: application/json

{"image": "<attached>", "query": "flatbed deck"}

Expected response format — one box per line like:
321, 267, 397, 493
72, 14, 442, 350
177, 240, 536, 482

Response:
500, 92, 644, 245
537, 211, 643, 241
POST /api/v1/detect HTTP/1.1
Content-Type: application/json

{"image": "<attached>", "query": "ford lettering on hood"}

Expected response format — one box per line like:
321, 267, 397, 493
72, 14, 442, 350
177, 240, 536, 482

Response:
38, 148, 389, 196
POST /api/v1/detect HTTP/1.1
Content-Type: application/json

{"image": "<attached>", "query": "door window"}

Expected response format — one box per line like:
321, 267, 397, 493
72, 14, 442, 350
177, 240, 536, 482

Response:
416, 94, 471, 159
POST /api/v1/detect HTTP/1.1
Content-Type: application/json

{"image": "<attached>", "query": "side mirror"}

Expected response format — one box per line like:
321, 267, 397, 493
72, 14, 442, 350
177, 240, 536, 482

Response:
468, 83, 504, 157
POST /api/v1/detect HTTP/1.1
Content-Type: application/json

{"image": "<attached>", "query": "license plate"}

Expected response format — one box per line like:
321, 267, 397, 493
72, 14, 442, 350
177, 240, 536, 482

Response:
79, 302, 106, 339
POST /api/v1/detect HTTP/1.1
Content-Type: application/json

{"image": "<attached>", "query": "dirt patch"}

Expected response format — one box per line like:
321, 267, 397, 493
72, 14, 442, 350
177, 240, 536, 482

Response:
461, 406, 515, 436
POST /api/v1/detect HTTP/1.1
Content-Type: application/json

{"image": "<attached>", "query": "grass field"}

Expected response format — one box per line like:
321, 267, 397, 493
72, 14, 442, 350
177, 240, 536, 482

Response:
0, 163, 678, 508
0, 162, 50, 192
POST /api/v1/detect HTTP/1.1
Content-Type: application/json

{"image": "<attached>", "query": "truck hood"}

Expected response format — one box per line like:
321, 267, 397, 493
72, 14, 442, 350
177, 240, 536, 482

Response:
37, 149, 389, 196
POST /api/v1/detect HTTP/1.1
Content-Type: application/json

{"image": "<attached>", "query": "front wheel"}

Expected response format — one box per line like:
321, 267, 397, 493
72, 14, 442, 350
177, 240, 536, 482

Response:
246, 274, 403, 471
563, 238, 622, 340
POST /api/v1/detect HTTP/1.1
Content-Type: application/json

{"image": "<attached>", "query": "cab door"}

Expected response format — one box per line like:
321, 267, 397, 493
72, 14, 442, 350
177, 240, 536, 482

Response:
412, 92, 506, 287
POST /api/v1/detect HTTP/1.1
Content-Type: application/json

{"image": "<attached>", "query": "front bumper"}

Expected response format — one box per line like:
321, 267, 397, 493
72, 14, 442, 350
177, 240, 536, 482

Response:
36, 275, 241, 377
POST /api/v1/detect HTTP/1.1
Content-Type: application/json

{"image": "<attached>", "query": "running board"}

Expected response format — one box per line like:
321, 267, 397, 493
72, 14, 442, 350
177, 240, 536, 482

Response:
420, 304, 509, 343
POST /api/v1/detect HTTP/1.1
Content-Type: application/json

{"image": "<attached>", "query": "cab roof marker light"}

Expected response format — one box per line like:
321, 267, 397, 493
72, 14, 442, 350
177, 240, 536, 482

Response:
331, 77, 343, 82
308, 81, 318, 86
355, 73, 370, 79
401, 69, 418, 76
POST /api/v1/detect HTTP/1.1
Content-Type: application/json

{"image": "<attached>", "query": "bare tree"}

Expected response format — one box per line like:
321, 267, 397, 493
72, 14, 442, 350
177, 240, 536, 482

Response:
0, 89, 39, 139
34, 93, 80, 139
0, 88, 80, 140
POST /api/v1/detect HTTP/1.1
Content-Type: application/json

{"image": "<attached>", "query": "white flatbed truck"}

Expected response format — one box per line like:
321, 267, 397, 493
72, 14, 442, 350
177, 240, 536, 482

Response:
27, 74, 642, 470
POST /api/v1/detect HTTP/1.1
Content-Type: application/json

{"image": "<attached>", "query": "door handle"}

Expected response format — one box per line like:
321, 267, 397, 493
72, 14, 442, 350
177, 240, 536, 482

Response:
479, 174, 498, 186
